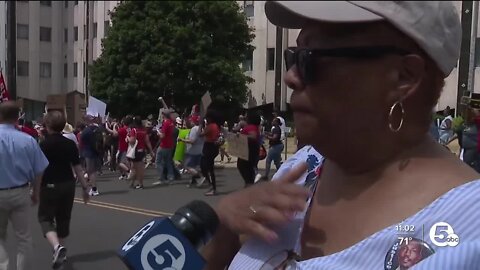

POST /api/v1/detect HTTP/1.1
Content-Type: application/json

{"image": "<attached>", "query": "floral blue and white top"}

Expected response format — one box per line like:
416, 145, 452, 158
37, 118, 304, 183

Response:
229, 145, 480, 269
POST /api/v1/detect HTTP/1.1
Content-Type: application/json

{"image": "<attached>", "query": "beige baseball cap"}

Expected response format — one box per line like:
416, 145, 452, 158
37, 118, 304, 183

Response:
265, 1, 462, 76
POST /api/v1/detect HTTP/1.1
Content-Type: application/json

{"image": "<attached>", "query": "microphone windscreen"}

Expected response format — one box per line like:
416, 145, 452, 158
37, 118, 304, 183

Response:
183, 200, 219, 235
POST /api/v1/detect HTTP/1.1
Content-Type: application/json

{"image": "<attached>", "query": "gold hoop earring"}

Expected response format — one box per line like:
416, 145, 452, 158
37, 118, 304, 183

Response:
389, 101, 405, 133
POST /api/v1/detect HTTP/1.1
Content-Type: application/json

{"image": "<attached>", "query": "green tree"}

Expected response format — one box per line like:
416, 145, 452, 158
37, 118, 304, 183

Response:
90, 1, 254, 117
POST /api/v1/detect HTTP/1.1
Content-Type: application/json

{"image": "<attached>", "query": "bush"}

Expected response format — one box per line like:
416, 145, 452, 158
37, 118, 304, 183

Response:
452, 116, 465, 133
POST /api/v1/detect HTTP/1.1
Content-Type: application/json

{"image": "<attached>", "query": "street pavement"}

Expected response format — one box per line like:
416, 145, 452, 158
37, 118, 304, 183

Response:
4, 157, 275, 270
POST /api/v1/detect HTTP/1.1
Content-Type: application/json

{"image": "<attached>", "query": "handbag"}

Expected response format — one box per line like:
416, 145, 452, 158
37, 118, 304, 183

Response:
126, 128, 138, 159
259, 144, 267, 160
126, 140, 138, 159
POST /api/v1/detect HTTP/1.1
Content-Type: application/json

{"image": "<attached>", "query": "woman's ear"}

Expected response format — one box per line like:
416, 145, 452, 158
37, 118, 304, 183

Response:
396, 55, 426, 101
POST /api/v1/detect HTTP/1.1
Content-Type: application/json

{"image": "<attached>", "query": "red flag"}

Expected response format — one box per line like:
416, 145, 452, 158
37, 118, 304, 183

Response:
0, 71, 9, 103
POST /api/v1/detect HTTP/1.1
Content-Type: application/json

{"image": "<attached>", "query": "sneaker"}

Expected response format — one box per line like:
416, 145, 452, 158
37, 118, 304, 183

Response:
196, 177, 207, 187
152, 180, 167, 186
204, 189, 217, 196
135, 184, 144, 189
118, 175, 126, 181
52, 245, 67, 269
254, 174, 262, 183
89, 189, 100, 196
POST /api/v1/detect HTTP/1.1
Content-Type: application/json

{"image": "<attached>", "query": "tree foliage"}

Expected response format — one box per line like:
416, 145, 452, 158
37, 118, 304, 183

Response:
89, 1, 254, 118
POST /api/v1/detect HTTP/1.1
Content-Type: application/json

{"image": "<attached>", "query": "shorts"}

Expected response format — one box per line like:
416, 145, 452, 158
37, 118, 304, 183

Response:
85, 158, 98, 174
129, 149, 146, 163
38, 181, 76, 238
117, 151, 128, 165
185, 154, 202, 168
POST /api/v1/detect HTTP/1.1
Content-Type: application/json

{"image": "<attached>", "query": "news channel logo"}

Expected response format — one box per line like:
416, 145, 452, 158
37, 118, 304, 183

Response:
140, 234, 186, 270
122, 221, 155, 252
429, 222, 459, 247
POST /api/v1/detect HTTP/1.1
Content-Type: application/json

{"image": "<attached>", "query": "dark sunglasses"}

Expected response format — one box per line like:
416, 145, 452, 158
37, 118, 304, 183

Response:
284, 46, 411, 84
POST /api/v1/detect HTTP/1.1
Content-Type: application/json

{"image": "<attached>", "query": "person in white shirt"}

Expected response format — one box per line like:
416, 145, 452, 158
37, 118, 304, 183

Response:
439, 106, 454, 145
180, 117, 204, 187
273, 111, 286, 141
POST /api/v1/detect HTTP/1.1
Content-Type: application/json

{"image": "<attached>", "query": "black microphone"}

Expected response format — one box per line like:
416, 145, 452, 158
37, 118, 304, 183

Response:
118, 200, 219, 270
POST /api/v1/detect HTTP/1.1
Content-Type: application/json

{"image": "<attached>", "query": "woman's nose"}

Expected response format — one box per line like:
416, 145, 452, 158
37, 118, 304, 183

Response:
284, 66, 305, 91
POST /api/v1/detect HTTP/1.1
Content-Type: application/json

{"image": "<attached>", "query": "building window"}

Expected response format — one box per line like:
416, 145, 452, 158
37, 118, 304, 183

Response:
104, 21, 110, 35
84, 25, 88, 39
73, 62, 78, 77
83, 62, 86, 77
64, 28, 68, 43
242, 49, 253, 72
64, 63, 68, 78
244, 1, 254, 17
40, 62, 52, 78
74, 26, 78, 41
17, 24, 29, 40
40, 27, 51, 42
267, 48, 275, 71
64, 1, 68, 8
93, 23, 97, 38
74, 1, 78, 5
40, 1, 51, 6
17, 61, 29, 76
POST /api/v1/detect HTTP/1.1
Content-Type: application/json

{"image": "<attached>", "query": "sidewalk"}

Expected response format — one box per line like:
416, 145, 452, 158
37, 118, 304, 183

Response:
215, 137, 298, 169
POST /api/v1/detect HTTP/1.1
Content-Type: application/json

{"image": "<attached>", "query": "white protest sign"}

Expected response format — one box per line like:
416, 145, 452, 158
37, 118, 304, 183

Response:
226, 132, 249, 161
86, 96, 107, 119
200, 91, 212, 117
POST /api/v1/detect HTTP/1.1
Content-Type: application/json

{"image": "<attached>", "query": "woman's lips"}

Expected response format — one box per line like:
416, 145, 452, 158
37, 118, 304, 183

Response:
291, 102, 312, 114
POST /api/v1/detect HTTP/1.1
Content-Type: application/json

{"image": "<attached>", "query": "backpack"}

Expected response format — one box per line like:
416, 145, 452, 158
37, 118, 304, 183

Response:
215, 127, 226, 146
93, 126, 104, 154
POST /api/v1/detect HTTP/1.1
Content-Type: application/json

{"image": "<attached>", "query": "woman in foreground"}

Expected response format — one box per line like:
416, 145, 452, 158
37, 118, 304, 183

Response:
202, 1, 480, 269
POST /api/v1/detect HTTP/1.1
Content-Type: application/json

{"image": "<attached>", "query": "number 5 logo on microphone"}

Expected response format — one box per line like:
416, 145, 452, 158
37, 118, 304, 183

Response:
429, 222, 460, 247
141, 234, 186, 270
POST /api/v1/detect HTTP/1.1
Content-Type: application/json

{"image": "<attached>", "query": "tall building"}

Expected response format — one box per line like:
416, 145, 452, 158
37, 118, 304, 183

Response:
2, 0, 120, 120
239, 1, 475, 113
0, 1, 6, 74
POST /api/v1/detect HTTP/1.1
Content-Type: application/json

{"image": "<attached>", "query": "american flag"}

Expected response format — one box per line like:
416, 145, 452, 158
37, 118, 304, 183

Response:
0, 70, 9, 103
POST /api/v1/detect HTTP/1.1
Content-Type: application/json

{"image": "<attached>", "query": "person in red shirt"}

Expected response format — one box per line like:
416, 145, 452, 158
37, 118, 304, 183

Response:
237, 111, 261, 187
18, 119, 38, 139
190, 104, 201, 127
127, 116, 153, 189
154, 110, 176, 184
105, 116, 133, 180
198, 110, 222, 196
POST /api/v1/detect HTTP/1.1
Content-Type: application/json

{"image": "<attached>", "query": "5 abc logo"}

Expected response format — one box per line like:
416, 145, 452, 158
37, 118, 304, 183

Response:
140, 234, 186, 270
429, 222, 460, 247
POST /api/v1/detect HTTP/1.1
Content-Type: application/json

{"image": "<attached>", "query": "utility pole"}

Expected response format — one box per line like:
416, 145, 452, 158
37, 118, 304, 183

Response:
280, 28, 288, 112
85, 0, 90, 103
6, 0, 16, 100
457, 1, 475, 116
274, 26, 283, 112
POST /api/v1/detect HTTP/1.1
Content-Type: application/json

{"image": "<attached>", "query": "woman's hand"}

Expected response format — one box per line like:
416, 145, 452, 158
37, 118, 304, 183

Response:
215, 163, 310, 243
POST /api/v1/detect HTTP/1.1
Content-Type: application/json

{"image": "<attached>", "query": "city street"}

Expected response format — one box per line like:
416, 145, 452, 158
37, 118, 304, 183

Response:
4, 162, 250, 270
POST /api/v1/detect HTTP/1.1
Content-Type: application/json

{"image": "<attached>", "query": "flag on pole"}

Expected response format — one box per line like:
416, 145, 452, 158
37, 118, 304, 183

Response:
0, 71, 10, 103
